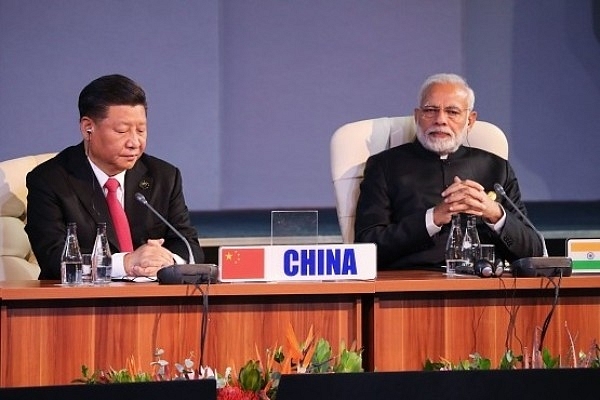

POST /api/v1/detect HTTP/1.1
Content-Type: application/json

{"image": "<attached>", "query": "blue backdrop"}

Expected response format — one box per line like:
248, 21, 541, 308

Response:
1, 0, 598, 210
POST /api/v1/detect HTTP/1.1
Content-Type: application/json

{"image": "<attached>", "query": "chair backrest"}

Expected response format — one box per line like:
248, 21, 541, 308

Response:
0, 153, 57, 280
330, 116, 508, 243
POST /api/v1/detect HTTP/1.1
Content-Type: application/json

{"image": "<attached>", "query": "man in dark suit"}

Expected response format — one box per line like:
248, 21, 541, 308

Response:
354, 73, 544, 270
26, 74, 204, 280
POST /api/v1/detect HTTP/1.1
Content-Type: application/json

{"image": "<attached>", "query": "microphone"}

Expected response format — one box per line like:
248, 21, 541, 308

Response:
493, 183, 547, 256
493, 183, 571, 277
134, 192, 218, 284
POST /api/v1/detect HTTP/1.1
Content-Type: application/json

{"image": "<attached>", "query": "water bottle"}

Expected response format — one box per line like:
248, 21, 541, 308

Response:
61, 222, 83, 285
445, 214, 465, 276
92, 222, 112, 284
462, 215, 481, 268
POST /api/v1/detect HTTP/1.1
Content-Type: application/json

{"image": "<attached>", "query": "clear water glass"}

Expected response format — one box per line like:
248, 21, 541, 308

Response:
93, 255, 112, 284
445, 259, 467, 277
81, 253, 92, 283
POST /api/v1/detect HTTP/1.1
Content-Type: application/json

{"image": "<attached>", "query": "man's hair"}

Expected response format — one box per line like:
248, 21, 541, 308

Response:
418, 73, 475, 110
78, 74, 147, 121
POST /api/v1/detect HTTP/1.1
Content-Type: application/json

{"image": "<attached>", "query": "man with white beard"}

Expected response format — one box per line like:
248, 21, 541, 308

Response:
354, 73, 543, 270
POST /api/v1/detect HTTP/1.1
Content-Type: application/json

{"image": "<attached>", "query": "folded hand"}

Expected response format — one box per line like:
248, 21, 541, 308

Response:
124, 239, 174, 276
434, 176, 502, 226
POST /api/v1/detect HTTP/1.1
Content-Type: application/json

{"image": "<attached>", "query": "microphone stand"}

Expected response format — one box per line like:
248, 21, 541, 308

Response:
134, 192, 216, 370
493, 184, 571, 277
494, 183, 547, 256
134, 192, 218, 283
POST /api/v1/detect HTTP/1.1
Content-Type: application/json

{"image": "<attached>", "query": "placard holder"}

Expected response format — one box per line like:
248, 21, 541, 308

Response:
270, 210, 318, 245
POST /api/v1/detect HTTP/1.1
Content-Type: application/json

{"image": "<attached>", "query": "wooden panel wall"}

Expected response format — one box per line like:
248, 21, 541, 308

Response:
0, 283, 365, 387
3, 273, 600, 386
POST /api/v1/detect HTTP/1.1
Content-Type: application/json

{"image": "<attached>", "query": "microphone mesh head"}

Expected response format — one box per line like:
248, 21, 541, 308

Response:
493, 183, 506, 196
134, 192, 147, 204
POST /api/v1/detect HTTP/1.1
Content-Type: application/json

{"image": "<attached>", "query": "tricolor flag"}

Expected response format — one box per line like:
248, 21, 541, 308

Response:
567, 239, 600, 272
220, 247, 265, 280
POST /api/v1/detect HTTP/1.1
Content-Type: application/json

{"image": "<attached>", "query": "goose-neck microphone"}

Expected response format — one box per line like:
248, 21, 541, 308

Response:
134, 192, 217, 284
135, 192, 195, 263
493, 183, 547, 256
493, 183, 571, 277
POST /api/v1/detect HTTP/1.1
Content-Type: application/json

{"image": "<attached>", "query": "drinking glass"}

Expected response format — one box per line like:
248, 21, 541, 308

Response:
480, 244, 495, 264
81, 253, 92, 284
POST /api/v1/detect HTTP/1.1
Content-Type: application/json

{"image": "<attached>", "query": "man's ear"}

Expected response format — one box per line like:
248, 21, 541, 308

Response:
467, 111, 478, 129
80, 117, 94, 140
413, 108, 420, 125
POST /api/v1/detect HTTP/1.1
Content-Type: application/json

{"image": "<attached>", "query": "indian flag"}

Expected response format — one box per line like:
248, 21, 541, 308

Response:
567, 239, 600, 272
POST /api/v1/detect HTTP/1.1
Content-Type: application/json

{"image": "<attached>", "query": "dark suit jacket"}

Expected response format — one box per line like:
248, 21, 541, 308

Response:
26, 143, 204, 280
354, 141, 544, 270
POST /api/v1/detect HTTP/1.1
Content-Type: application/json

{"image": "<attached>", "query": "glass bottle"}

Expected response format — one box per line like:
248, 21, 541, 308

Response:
61, 222, 83, 285
445, 214, 465, 276
462, 215, 481, 268
92, 222, 112, 284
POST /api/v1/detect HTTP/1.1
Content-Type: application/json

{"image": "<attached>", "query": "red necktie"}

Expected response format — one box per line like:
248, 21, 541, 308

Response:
104, 178, 133, 252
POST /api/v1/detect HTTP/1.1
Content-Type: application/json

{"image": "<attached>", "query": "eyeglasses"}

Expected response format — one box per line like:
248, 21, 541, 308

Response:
419, 106, 470, 121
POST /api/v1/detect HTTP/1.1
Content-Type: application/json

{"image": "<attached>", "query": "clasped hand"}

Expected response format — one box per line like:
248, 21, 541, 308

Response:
433, 176, 502, 226
124, 238, 174, 276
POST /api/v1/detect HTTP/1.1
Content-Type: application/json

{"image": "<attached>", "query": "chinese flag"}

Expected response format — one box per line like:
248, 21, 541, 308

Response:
221, 248, 265, 279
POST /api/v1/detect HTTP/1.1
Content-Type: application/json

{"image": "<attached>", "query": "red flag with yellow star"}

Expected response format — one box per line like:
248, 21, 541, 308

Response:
220, 247, 265, 279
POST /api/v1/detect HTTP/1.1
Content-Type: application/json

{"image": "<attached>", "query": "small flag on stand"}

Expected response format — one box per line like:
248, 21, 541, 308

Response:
567, 239, 600, 272
220, 247, 265, 280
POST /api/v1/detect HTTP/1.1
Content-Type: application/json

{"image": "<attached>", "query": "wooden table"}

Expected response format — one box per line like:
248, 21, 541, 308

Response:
371, 270, 600, 371
0, 280, 370, 387
2, 271, 599, 387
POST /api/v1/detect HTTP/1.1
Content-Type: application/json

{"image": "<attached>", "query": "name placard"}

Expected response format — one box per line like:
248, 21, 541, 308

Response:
218, 243, 377, 282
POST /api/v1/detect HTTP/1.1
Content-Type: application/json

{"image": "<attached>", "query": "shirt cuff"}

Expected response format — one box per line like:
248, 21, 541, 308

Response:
485, 203, 506, 233
111, 252, 127, 276
426, 207, 442, 236
173, 252, 185, 265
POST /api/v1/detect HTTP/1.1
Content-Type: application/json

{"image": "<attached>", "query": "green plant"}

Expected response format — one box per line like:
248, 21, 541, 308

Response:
310, 338, 332, 373
498, 349, 522, 369
75, 323, 363, 400
424, 320, 600, 371
238, 360, 266, 392
423, 353, 491, 371
73, 356, 153, 384
333, 341, 363, 373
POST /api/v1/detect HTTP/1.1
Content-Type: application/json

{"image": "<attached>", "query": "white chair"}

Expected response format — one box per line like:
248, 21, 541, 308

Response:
0, 153, 57, 280
330, 116, 508, 243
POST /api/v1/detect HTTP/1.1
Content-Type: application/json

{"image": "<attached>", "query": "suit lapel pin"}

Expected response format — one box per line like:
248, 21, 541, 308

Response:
139, 179, 151, 190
